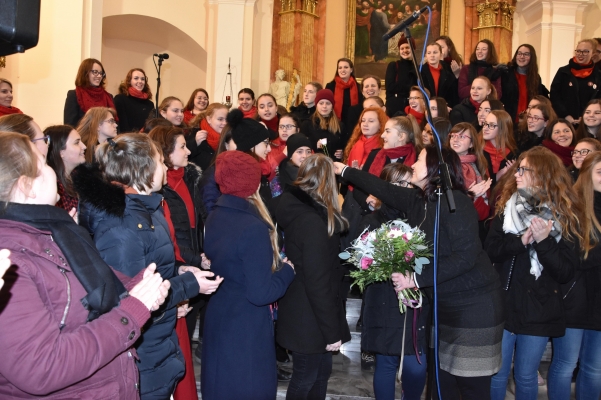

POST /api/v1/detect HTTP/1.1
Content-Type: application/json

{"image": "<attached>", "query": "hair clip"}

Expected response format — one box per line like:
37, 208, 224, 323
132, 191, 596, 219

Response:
107, 138, 117, 148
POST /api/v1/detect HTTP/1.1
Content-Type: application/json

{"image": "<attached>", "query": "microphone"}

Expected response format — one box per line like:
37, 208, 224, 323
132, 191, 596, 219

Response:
382, 6, 429, 41
154, 53, 169, 59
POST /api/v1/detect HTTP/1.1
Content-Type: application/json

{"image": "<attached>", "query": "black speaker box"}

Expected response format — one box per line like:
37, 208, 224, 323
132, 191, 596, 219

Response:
0, 0, 40, 56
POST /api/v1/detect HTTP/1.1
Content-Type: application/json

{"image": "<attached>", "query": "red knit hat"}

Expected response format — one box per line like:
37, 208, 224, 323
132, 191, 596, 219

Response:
315, 89, 335, 107
397, 35, 416, 49
215, 151, 261, 198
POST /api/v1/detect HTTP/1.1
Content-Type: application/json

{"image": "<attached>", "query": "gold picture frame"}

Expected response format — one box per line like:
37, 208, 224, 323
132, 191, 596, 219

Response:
347, 0, 449, 80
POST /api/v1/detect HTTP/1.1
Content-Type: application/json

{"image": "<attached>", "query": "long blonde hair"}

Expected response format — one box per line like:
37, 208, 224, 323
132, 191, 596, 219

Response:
295, 154, 349, 236
77, 107, 116, 163
247, 189, 281, 272
573, 151, 601, 257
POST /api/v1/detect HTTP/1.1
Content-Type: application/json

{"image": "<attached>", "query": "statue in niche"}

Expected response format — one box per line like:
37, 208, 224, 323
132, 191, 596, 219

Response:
287, 69, 303, 109
269, 69, 291, 109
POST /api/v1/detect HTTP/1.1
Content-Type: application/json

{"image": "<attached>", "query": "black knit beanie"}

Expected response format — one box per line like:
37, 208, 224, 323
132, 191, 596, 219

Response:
285, 133, 313, 159
228, 109, 270, 151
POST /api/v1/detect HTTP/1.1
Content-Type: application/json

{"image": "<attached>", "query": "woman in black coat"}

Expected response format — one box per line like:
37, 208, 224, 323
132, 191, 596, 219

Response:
334, 147, 504, 400
325, 58, 363, 124
546, 152, 601, 399
64, 58, 115, 127
421, 42, 459, 108
385, 35, 418, 117
484, 147, 580, 400
114, 68, 154, 132
551, 39, 601, 123
500, 45, 549, 123
276, 154, 351, 400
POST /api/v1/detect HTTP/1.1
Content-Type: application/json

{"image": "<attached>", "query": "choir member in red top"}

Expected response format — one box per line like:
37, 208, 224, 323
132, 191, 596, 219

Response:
0, 78, 23, 117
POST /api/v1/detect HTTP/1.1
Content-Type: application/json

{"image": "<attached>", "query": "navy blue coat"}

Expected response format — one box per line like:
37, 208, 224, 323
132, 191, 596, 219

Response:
72, 164, 200, 400
201, 194, 295, 400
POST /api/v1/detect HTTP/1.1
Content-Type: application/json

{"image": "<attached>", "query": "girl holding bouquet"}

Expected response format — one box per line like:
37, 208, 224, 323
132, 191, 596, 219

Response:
333, 146, 504, 400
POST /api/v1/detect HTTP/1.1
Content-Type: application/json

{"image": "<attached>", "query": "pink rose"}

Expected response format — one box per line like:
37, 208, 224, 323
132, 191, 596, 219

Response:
361, 257, 373, 270
360, 231, 369, 242
404, 250, 414, 262
402, 234, 409, 242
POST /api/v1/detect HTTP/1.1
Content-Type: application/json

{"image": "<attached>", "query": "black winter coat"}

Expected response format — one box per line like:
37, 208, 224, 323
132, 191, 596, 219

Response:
345, 103, 363, 134
449, 97, 479, 127
113, 94, 154, 133
290, 103, 316, 125
300, 118, 348, 161
72, 163, 201, 399
385, 58, 418, 117
421, 61, 459, 107
162, 163, 205, 268
359, 206, 430, 357
484, 214, 577, 337
186, 132, 215, 171
275, 188, 351, 354
550, 64, 601, 119
63, 90, 86, 127
325, 80, 363, 124
500, 66, 549, 122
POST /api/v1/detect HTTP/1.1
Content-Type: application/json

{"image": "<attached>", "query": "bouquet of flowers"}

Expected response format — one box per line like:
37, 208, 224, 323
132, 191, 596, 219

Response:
340, 219, 432, 313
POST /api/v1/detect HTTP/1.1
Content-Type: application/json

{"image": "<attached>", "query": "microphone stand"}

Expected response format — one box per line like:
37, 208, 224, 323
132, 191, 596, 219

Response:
153, 54, 166, 117
398, 25, 455, 400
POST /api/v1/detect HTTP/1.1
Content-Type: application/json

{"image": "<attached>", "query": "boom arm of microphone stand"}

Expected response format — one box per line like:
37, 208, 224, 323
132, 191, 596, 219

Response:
403, 27, 456, 213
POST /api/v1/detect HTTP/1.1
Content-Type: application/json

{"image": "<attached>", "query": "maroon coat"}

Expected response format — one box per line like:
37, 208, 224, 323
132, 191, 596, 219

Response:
0, 219, 150, 399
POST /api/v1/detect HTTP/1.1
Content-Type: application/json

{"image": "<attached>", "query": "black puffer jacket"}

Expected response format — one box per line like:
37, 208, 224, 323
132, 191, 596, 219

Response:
186, 132, 215, 171
449, 97, 479, 128
162, 163, 205, 267
291, 103, 316, 125
72, 163, 201, 399
485, 214, 578, 337
359, 205, 430, 357
275, 187, 351, 354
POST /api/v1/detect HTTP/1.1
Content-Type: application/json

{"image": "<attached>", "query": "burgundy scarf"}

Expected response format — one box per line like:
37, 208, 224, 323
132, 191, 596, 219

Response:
127, 86, 149, 100
459, 154, 481, 189
261, 115, 279, 133
368, 144, 416, 176
542, 139, 574, 166
334, 76, 359, 119
75, 86, 117, 118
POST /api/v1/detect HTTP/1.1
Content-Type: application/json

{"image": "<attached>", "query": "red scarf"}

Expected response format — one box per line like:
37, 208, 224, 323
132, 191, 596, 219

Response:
428, 63, 442, 94
570, 57, 594, 78
515, 72, 528, 122
261, 115, 279, 132
483, 140, 510, 173
0, 104, 23, 117
183, 110, 197, 125
348, 134, 382, 168
542, 139, 574, 166
469, 97, 481, 114
239, 105, 257, 119
334, 76, 359, 119
404, 105, 425, 126
75, 86, 117, 118
167, 168, 196, 228
200, 118, 221, 151
459, 154, 481, 189
127, 86, 149, 100
368, 144, 416, 176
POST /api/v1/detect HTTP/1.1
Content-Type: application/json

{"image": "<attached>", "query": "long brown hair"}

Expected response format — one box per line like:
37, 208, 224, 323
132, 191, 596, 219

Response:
118, 68, 153, 98
447, 123, 490, 180
494, 147, 583, 243
509, 44, 540, 103
332, 58, 357, 81
469, 39, 498, 65
311, 106, 341, 134
344, 107, 387, 162
158, 96, 187, 128
574, 151, 601, 257
45, 125, 78, 197
148, 126, 185, 169
489, 110, 517, 154
473, 75, 498, 100
517, 95, 556, 133
74, 58, 107, 88
185, 88, 209, 112
295, 154, 349, 236
576, 99, 601, 139
77, 107, 117, 164
545, 119, 583, 147
387, 115, 420, 146
434, 35, 463, 65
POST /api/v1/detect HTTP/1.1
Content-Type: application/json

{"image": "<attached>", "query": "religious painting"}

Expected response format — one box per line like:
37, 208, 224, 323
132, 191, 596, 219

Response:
346, 0, 449, 80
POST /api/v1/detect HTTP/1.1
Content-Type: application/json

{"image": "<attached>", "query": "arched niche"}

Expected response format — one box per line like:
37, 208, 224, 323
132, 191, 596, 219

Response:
101, 14, 207, 103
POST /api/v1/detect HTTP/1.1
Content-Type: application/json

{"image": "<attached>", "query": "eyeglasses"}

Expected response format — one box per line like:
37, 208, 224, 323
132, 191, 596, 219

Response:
571, 149, 592, 156
278, 124, 297, 130
482, 123, 498, 129
449, 133, 471, 140
575, 50, 591, 55
516, 52, 531, 57
526, 114, 545, 122
408, 96, 422, 101
516, 166, 534, 176
392, 180, 412, 188
32, 135, 51, 145
89, 70, 106, 77
102, 118, 117, 125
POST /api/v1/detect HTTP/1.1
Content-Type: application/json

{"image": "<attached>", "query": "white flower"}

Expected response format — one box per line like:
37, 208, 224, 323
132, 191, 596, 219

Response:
318, 138, 328, 147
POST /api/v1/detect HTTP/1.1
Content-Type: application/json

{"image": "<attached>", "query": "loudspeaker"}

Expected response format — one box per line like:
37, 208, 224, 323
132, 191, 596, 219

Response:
0, 0, 40, 56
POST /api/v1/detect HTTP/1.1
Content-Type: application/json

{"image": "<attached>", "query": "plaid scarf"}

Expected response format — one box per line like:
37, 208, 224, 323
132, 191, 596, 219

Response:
503, 189, 561, 279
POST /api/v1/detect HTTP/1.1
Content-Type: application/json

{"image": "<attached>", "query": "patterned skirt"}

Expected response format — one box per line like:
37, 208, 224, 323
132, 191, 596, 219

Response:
434, 287, 504, 377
